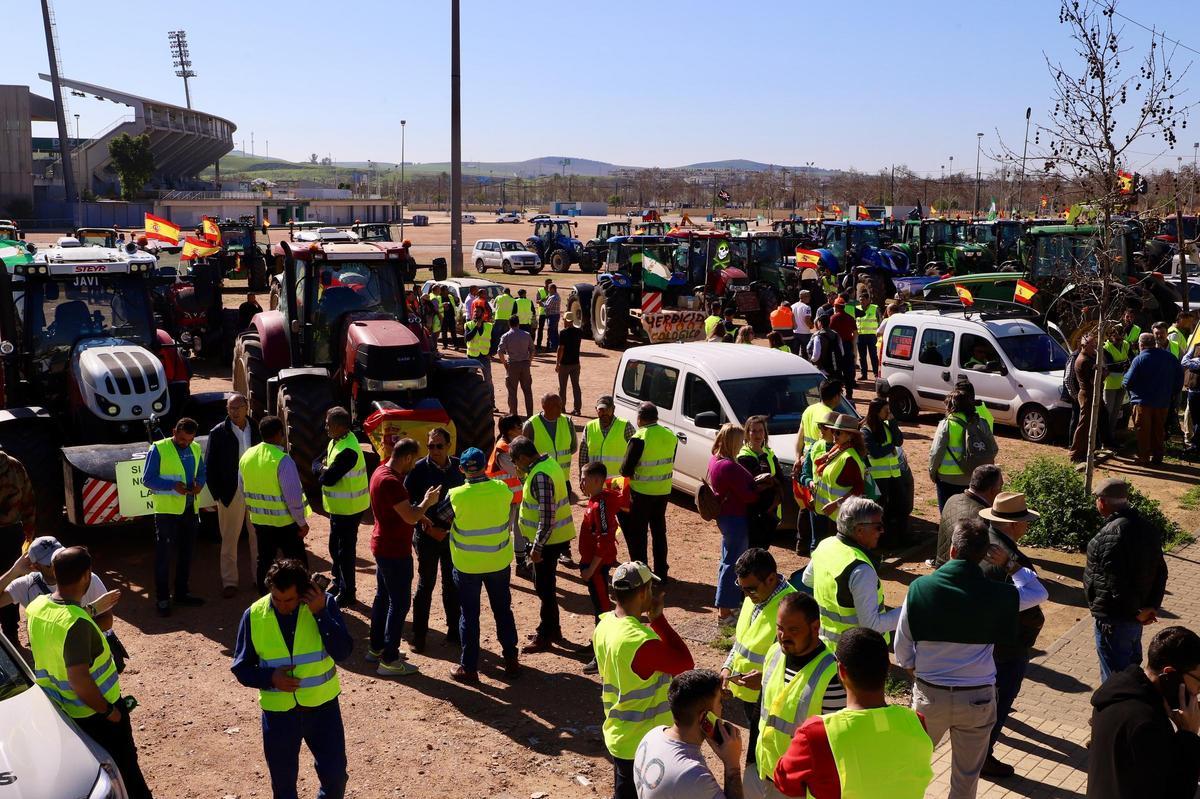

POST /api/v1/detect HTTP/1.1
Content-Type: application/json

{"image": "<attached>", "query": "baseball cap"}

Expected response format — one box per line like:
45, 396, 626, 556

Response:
1093, 477, 1129, 499
460, 447, 487, 472
28, 536, 64, 566
611, 561, 661, 591
595, 395, 615, 410
833, 297, 847, 306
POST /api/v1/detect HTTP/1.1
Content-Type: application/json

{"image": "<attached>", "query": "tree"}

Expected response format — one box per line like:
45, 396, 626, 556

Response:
107, 133, 156, 200
310, 153, 319, 164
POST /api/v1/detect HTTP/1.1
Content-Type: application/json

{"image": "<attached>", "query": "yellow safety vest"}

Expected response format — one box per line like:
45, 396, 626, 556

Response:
27, 595, 121, 718
756, 642, 839, 780
812, 447, 866, 518
704, 315, 722, 339
727, 581, 796, 702
240, 442, 309, 527
531, 414, 574, 473
465, 320, 493, 358
855, 304, 879, 335
593, 612, 672, 759
150, 438, 202, 515
1166, 326, 1185, 359
514, 297, 534, 324
1124, 324, 1142, 349
494, 293, 515, 322
867, 424, 901, 480
975, 401, 995, 432
321, 433, 370, 515
248, 594, 340, 712
537, 287, 549, 303
448, 478, 515, 574
631, 424, 677, 496
811, 536, 888, 646
936, 413, 970, 477
799, 402, 834, 458
1103, 340, 1130, 391
518, 457, 576, 546
585, 417, 630, 473
429, 295, 443, 332
821, 274, 838, 296
738, 444, 781, 520
823, 706, 934, 799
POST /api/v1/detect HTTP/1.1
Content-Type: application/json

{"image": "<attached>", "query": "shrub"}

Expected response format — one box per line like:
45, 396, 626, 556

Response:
1007, 457, 1189, 552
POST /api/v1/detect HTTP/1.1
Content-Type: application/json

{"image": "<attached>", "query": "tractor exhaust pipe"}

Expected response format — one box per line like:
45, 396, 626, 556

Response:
279, 240, 299, 369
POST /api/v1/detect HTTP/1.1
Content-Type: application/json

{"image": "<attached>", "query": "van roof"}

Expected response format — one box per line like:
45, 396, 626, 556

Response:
890, 309, 1048, 338
623, 342, 825, 380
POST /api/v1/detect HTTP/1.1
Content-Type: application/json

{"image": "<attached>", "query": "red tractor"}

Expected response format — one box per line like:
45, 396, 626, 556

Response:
233, 241, 493, 500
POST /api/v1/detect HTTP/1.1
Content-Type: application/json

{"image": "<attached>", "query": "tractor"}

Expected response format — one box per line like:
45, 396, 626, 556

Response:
729, 231, 803, 333
772, 219, 821, 256
0, 220, 24, 240
968, 220, 1024, 269
526, 217, 583, 273
232, 241, 493, 500
714, 218, 752, 235
632, 221, 670, 236
580, 221, 631, 272
350, 223, 419, 282
814, 220, 911, 303
0, 237, 224, 530
892, 219, 993, 276
216, 220, 271, 291
152, 256, 236, 361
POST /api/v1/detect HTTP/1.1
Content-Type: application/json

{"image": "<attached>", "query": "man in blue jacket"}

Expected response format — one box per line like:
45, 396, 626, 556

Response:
1123, 332, 1184, 465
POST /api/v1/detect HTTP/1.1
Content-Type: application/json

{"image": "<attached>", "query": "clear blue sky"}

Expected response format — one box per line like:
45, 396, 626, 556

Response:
4, 0, 1196, 174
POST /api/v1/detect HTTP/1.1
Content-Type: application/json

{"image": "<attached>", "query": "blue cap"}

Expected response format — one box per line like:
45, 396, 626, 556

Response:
460, 447, 486, 471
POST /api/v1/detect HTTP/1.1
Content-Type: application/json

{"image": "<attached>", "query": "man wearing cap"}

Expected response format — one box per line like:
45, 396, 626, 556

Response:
619, 402, 678, 582
594, 561, 694, 799
142, 417, 207, 618
1084, 477, 1168, 681
977, 492, 1048, 780
556, 312, 584, 415
0, 446, 35, 644
580, 396, 632, 483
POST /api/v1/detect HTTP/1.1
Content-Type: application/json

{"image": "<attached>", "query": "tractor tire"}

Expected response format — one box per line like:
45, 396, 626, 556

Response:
550, 249, 571, 273
277, 378, 335, 504
475, 258, 487, 274
433, 368, 495, 455
579, 252, 597, 274
249, 257, 269, 292
0, 421, 64, 533
233, 331, 271, 420
568, 285, 593, 337
592, 283, 629, 349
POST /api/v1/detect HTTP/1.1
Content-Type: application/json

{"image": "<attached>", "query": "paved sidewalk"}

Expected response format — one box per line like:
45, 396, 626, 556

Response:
926, 541, 1200, 798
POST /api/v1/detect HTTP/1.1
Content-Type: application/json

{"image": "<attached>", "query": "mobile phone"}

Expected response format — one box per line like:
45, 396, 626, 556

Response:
700, 711, 725, 744
311, 573, 331, 593
1162, 672, 1189, 710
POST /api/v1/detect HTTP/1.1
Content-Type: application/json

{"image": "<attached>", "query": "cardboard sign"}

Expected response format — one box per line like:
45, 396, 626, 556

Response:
640, 310, 707, 344
116, 457, 215, 518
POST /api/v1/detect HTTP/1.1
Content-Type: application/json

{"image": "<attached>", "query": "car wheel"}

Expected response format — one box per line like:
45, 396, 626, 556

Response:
530, 263, 544, 275
1018, 404, 1051, 443
888, 387, 919, 422
502, 260, 514, 275
475, 258, 487, 273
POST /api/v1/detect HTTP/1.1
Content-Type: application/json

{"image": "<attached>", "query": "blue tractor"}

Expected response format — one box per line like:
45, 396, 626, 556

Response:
526, 217, 584, 273
814, 220, 910, 302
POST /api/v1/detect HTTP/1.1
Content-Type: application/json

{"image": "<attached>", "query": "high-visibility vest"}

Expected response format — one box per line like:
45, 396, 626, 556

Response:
1124, 324, 1142, 349
867, 424, 901, 480
1103, 340, 1130, 391
770, 305, 794, 331
704, 315, 722, 339
799, 402, 833, 458
738, 444, 781, 520
514, 297, 534, 324
240, 443, 309, 527
150, 438, 202, 515
727, 581, 796, 703
756, 642, 838, 780
27, 595, 121, 718
494, 293, 516, 322
487, 440, 522, 505
855, 304, 880, 335
820, 274, 838, 296
428, 295, 443, 332
585, 417, 630, 472
630, 424, 676, 496
593, 612, 672, 759
531, 414, 574, 473
537, 287, 549, 303
321, 433, 370, 515
935, 413, 969, 477
1166, 325, 1185, 359
248, 594, 340, 712
448, 478, 515, 573
812, 447, 866, 518
811, 536, 888, 646
975, 401, 995, 432
465, 320, 493, 358
518, 457, 576, 546
823, 707, 934, 799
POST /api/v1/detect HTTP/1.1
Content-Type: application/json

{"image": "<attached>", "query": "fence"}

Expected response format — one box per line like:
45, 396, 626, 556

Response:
25, 200, 156, 230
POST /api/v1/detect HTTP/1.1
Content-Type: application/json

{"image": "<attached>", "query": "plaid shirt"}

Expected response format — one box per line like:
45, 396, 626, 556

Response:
529, 458, 556, 552
0, 454, 35, 536
722, 574, 790, 671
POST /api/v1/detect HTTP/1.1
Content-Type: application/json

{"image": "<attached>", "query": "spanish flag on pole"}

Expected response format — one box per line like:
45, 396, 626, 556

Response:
1014, 279, 1038, 305
144, 213, 180, 245
955, 285, 975, 307
201, 217, 222, 246
180, 236, 220, 261
795, 248, 822, 266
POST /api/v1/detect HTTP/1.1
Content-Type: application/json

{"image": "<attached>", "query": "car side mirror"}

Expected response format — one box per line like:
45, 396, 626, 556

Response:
694, 411, 720, 429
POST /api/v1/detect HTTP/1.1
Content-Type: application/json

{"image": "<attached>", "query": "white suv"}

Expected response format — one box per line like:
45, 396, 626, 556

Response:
879, 307, 1072, 442
471, 239, 543, 274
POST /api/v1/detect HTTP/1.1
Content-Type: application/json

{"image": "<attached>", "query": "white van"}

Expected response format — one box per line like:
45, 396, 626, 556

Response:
611, 342, 854, 495
879, 307, 1072, 442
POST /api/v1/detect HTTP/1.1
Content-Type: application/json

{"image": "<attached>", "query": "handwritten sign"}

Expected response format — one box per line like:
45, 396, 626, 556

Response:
640, 310, 707, 344
116, 457, 215, 518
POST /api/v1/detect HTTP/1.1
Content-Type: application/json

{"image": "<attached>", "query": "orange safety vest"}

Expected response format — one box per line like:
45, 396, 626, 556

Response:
487, 440, 523, 505
770, 306, 795, 330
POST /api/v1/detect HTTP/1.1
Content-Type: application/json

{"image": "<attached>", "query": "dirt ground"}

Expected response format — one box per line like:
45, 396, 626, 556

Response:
14, 221, 1200, 798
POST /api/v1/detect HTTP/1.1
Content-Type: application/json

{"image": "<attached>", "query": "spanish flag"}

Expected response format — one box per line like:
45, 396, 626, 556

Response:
144, 213, 180, 244
955, 285, 975, 306
795, 248, 822, 266
201, 217, 222, 246
180, 236, 220, 261
856, 205, 870, 220
1014, 279, 1038, 304
831, 204, 843, 216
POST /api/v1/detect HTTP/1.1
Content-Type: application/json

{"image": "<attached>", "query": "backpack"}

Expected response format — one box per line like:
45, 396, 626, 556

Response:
696, 480, 722, 521
957, 415, 998, 472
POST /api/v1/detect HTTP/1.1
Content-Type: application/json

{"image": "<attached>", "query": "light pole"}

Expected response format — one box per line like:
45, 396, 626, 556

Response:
1018, 107, 1031, 217
450, 0, 464, 276
400, 120, 406, 237
974, 133, 984, 217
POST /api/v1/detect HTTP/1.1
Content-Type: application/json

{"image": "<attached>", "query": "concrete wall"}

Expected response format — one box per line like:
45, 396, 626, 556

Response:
0, 86, 34, 213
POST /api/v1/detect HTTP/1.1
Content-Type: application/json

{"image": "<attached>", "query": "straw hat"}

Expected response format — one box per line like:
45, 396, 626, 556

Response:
825, 413, 861, 433
979, 491, 1041, 524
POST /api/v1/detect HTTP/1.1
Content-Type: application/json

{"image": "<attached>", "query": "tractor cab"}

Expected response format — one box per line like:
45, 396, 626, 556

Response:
895, 219, 992, 275
714, 218, 752, 235
73, 227, 119, 249
730, 231, 793, 295
0, 221, 24, 241
527, 217, 582, 272
291, 226, 358, 244
772, 219, 820, 253
969, 220, 1024, 268
581, 221, 631, 273
666, 229, 738, 291
592, 221, 631, 242
632, 221, 669, 237
1019, 225, 1102, 280
351, 223, 395, 242
216, 221, 270, 290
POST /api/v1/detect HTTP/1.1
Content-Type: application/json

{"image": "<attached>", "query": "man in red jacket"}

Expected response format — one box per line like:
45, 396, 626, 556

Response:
578, 463, 631, 674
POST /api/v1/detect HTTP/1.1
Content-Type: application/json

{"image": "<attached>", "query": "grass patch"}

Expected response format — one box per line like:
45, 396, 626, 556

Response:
708, 626, 736, 652
885, 674, 913, 703
1179, 486, 1200, 511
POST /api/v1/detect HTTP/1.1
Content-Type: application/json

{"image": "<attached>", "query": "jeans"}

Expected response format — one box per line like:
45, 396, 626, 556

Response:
914, 681, 996, 799
621, 492, 670, 580
453, 566, 519, 671
716, 514, 749, 609
0, 525, 21, 644
989, 656, 1029, 755
558, 363, 582, 411
935, 479, 966, 512
256, 523, 309, 593
328, 512, 362, 600
806, 510, 833, 553
370, 555, 413, 662
1185, 389, 1200, 446
875, 476, 909, 547
76, 701, 152, 799
536, 313, 549, 348
747, 510, 777, 551
412, 529, 459, 644
546, 315, 560, 350
743, 699, 761, 766
794, 333, 811, 357
857, 333, 879, 378
261, 699, 347, 799
614, 756, 636, 799
533, 541, 569, 639
154, 512, 198, 602
1095, 617, 1144, 682
1103, 387, 1126, 441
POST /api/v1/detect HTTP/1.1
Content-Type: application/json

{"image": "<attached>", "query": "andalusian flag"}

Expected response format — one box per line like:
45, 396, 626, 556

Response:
987, 199, 997, 221
144, 213, 180, 244
1014, 279, 1038, 304
795, 248, 822, 266
640, 248, 673, 290
955, 285, 975, 306
201, 217, 222, 246
180, 236, 220, 261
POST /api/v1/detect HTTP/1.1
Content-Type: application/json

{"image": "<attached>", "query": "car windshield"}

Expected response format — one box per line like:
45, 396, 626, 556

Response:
0, 642, 31, 701
500, 241, 527, 252
221, 227, 251, 249
358, 226, 390, 241
718, 373, 855, 436
308, 261, 402, 362
1032, 234, 1098, 277
926, 222, 961, 244
1162, 217, 1199, 240
997, 333, 1068, 372
23, 275, 154, 357
849, 226, 881, 248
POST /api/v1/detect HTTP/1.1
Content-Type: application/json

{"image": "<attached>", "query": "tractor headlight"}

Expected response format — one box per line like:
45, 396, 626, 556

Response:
180, 332, 193, 344
95, 394, 121, 417
0, 341, 12, 355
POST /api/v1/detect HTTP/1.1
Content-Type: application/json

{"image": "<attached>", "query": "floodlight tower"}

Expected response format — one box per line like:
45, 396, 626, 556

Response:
167, 30, 195, 109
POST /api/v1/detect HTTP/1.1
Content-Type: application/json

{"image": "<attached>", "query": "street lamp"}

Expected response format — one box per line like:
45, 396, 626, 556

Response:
1018, 107, 1031, 217
400, 119, 406, 239
974, 133, 984, 217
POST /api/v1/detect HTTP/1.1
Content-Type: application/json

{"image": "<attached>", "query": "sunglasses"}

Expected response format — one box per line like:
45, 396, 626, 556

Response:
427, 442, 446, 450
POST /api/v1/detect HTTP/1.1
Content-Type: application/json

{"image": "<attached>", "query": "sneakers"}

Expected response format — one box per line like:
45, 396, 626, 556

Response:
377, 659, 419, 678
583, 658, 598, 675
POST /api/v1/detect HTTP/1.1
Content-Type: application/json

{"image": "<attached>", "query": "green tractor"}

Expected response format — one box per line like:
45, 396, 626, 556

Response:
729, 231, 802, 332
580, 221, 631, 272
969, 220, 1024, 269
893, 219, 993, 275
217, 220, 271, 291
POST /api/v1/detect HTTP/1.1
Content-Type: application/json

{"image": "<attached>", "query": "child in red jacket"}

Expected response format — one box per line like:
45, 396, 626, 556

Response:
579, 463, 630, 673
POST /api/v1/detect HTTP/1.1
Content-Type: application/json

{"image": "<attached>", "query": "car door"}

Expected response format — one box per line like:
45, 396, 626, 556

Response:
672, 370, 732, 495
613, 355, 682, 480
953, 329, 1017, 424
914, 324, 956, 411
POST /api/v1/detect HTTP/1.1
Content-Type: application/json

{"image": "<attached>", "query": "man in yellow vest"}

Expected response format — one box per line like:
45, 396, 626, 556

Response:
854, 290, 880, 381
579, 394, 633, 481
464, 304, 495, 404
594, 560, 694, 799
618, 401, 678, 581
313, 407, 369, 606
772, 628, 933, 799
240, 416, 311, 592
143, 416, 207, 618
535, 278, 553, 348
232, 558, 352, 799
719, 548, 796, 772
436, 447, 521, 683
522, 392, 578, 501
515, 288, 535, 334
797, 380, 845, 461
27, 546, 153, 798
802, 497, 900, 646
511, 436, 577, 653
1102, 323, 1132, 443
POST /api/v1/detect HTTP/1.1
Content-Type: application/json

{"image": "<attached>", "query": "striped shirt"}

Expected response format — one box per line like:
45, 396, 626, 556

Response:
781, 647, 847, 714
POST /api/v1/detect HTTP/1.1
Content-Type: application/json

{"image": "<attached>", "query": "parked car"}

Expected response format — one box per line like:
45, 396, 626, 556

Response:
471, 239, 543, 274
462, 214, 477, 224
879, 305, 1072, 443
495, 212, 523, 224
0, 631, 130, 797
422, 276, 506, 330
